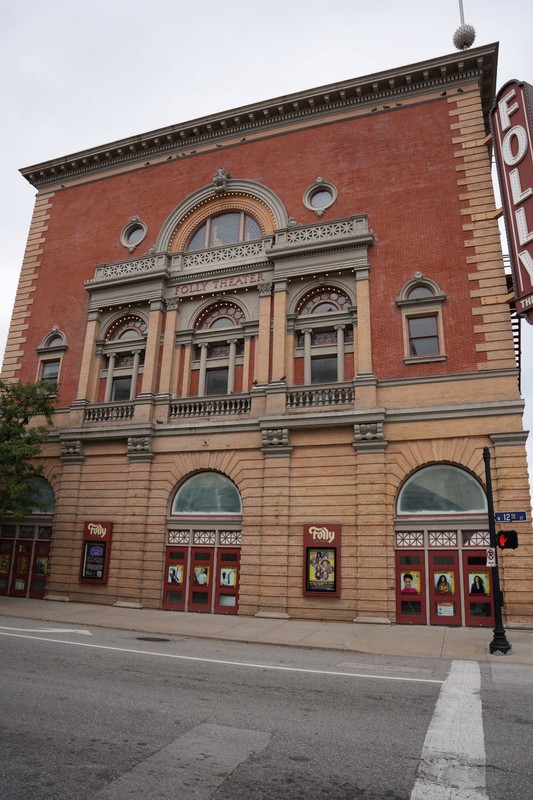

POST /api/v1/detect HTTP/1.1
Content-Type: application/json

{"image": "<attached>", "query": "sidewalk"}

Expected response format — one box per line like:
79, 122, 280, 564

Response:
1, 596, 533, 664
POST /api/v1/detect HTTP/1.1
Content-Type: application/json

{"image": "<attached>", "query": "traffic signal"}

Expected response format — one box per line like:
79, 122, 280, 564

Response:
497, 530, 519, 550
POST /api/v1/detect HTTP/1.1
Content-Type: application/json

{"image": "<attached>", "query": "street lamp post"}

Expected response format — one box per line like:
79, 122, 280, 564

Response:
483, 447, 512, 655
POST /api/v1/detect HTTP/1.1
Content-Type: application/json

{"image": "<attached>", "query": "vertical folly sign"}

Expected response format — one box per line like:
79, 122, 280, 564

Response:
491, 80, 533, 324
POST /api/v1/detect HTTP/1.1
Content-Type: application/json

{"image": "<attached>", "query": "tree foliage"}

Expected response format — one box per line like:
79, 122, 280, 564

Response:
0, 380, 56, 518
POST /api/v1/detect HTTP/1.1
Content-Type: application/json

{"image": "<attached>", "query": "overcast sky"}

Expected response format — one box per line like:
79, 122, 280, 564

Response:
1, 0, 532, 502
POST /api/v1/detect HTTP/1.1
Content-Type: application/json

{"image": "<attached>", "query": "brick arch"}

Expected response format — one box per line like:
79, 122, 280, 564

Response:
168, 194, 275, 253
155, 178, 287, 253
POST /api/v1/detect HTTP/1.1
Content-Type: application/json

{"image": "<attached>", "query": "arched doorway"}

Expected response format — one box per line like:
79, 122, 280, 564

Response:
162, 472, 242, 614
0, 477, 55, 599
394, 464, 495, 627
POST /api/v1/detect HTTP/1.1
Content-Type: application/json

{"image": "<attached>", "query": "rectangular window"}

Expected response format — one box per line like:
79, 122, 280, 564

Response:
40, 359, 60, 385
408, 315, 439, 357
311, 355, 337, 384
206, 368, 228, 395
111, 377, 132, 401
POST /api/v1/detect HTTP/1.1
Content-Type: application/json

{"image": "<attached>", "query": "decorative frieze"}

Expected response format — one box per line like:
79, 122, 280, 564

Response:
353, 420, 387, 452
261, 427, 292, 457
60, 439, 85, 463
127, 435, 153, 461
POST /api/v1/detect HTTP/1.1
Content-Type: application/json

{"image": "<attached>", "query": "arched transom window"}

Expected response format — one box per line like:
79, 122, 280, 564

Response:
397, 465, 487, 515
195, 303, 246, 330
187, 212, 262, 251
171, 472, 242, 515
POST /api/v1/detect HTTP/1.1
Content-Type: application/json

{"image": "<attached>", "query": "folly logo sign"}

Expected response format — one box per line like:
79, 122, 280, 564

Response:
491, 80, 533, 323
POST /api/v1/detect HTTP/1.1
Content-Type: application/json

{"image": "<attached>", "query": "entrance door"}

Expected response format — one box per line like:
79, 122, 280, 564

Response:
214, 549, 240, 614
8, 541, 34, 598
0, 540, 14, 595
396, 550, 426, 624
162, 547, 189, 611
28, 542, 50, 599
463, 550, 494, 627
429, 551, 461, 625
188, 548, 214, 612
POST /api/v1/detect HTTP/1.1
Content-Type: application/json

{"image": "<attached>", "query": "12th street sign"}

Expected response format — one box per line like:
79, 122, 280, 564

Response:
494, 511, 527, 522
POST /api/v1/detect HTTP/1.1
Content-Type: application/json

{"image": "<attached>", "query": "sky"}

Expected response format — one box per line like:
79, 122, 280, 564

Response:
0, 0, 532, 504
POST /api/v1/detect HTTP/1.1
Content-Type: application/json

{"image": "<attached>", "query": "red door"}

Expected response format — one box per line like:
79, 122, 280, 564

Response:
0, 540, 14, 595
162, 547, 189, 611
9, 541, 34, 597
429, 551, 461, 625
28, 542, 50, 599
396, 550, 426, 624
462, 550, 494, 627
214, 549, 240, 614
188, 548, 214, 612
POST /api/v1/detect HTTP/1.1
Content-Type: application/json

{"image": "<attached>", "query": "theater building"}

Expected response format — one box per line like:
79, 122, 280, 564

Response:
1, 41, 532, 626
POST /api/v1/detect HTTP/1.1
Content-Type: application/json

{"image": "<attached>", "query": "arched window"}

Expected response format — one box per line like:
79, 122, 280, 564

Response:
36, 327, 68, 388
102, 314, 147, 402
397, 465, 487, 515
193, 302, 246, 396
396, 273, 446, 363
293, 287, 354, 385
171, 472, 242, 515
187, 212, 261, 251
27, 477, 56, 515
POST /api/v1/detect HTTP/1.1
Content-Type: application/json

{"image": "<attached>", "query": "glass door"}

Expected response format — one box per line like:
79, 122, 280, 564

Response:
214, 549, 240, 614
29, 542, 50, 598
8, 541, 34, 598
429, 551, 461, 625
0, 540, 14, 595
396, 550, 426, 624
162, 547, 189, 611
188, 548, 214, 612
462, 550, 494, 627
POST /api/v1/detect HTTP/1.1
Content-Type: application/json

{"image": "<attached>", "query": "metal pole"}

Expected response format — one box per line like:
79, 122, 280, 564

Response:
458, 0, 465, 25
483, 447, 512, 654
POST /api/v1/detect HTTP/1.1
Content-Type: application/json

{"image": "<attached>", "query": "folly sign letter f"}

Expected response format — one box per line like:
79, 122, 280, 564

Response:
491, 80, 533, 324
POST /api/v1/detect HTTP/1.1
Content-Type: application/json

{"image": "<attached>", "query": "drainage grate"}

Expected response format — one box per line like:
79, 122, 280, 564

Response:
136, 637, 171, 642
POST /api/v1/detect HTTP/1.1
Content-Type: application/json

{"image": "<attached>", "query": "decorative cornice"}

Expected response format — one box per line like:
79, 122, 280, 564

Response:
20, 43, 498, 189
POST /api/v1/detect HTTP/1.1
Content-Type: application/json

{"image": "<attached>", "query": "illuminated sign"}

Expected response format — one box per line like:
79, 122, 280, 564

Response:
491, 80, 533, 323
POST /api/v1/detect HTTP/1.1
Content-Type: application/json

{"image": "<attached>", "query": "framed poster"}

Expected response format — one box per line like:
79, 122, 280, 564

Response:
400, 570, 421, 594
302, 523, 341, 597
80, 521, 113, 583
468, 571, 490, 595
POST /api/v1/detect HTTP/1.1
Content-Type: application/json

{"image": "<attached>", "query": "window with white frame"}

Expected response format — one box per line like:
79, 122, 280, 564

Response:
396, 273, 446, 363
293, 287, 354, 385
193, 303, 246, 396
36, 328, 68, 389
101, 315, 147, 403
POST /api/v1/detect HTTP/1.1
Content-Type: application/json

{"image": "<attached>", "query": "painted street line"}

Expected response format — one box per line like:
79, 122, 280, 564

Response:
0, 626, 92, 635
0, 631, 444, 684
410, 660, 488, 800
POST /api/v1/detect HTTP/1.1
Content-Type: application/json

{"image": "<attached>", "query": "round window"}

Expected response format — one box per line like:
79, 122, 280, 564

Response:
121, 217, 147, 251
303, 179, 337, 216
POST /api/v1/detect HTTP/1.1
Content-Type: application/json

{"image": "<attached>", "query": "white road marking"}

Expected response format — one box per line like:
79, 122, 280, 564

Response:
93, 723, 271, 800
0, 631, 444, 684
410, 660, 488, 800
0, 626, 92, 635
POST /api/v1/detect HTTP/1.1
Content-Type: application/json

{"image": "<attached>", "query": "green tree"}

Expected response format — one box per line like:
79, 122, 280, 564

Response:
0, 379, 56, 517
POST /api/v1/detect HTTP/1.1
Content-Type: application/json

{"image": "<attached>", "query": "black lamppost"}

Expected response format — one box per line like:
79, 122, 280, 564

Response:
483, 446, 512, 655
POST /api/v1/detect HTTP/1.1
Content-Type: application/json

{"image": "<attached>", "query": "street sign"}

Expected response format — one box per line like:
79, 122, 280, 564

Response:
494, 511, 527, 522
486, 548, 496, 567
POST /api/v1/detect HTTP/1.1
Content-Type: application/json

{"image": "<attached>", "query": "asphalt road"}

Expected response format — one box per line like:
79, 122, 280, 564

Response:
0, 617, 531, 799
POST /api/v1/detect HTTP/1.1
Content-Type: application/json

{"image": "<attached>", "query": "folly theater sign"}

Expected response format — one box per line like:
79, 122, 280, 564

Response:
491, 80, 533, 324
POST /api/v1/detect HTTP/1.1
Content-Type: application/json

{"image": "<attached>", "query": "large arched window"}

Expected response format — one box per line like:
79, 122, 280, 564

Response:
171, 472, 242, 515
293, 286, 354, 385
397, 464, 487, 515
187, 212, 261, 251
27, 477, 56, 515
